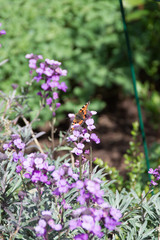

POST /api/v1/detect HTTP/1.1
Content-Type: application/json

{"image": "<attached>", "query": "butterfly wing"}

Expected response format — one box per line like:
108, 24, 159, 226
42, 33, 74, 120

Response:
71, 102, 90, 130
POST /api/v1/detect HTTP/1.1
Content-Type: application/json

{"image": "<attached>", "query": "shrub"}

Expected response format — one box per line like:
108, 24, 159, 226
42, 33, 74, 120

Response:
0, 53, 160, 239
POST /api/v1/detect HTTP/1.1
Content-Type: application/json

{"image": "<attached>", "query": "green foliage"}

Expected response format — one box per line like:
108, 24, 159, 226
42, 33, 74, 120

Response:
149, 142, 160, 169
0, 70, 160, 239
94, 158, 124, 192
138, 81, 160, 128
1, 0, 160, 125
95, 121, 147, 195
106, 189, 160, 240
124, 121, 146, 194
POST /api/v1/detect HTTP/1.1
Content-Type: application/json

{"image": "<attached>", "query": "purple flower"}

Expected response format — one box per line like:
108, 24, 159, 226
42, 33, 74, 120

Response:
81, 215, 95, 231
14, 138, 25, 149
35, 219, 46, 237
86, 118, 96, 131
3, 142, 12, 150
36, 68, 43, 75
46, 97, 52, 105
29, 59, 37, 69
31, 171, 42, 183
57, 179, 69, 193
150, 180, 158, 186
74, 234, 88, 240
148, 168, 154, 174
58, 82, 68, 92
0, 30, 6, 35
110, 208, 122, 221
25, 53, 34, 59
35, 225, 46, 236
76, 180, 84, 189
105, 216, 121, 231
56, 102, 61, 109
16, 165, 22, 173
90, 133, 100, 144
13, 151, 24, 162
53, 92, 59, 100
41, 83, 49, 91
45, 59, 61, 66
44, 67, 54, 77
71, 143, 85, 156
69, 219, 81, 230
148, 166, 160, 186
53, 223, 62, 231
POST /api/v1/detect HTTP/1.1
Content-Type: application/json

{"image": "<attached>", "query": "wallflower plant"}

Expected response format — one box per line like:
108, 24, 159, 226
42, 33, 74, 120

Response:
0, 52, 160, 240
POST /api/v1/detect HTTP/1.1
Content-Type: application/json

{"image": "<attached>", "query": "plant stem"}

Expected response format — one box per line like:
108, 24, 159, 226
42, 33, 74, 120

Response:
22, 116, 44, 154
89, 145, 93, 180
37, 184, 42, 218
79, 155, 82, 179
71, 153, 75, 168
51, 117, 55, 153
9, 200, 23, 240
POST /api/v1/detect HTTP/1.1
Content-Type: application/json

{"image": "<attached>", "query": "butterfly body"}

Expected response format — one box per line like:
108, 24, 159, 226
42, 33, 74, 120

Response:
71, 102, 90, 130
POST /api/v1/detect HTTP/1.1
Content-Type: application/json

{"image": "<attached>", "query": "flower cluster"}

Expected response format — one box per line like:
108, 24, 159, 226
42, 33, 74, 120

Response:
69, 203, 122, 239
51, 163, 78, 197
148, 167, 160, 186
0, 23, 6, 48
3, 134, 25, 152
21, 152, 55, 185
33, 164, 122, 238
74, 178, 104, 205
69, 178, 122, 238
25, 53, 67, 116
67, 110, 100, 158
3, 134, 25, 171
35, 210, 62, 237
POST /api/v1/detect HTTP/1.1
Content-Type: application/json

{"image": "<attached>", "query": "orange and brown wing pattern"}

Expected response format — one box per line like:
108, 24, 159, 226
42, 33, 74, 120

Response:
71, 102, 90, 130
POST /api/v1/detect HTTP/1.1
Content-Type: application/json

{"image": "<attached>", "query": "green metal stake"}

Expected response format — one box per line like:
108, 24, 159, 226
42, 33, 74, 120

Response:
119, 0, 151, 182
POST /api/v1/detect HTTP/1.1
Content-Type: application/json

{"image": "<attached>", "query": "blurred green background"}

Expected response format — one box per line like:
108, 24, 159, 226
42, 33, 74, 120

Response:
0, 0, 160, 125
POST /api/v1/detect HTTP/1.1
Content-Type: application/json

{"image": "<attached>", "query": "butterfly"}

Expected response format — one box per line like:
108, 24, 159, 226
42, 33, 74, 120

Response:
71, 102, 90, 130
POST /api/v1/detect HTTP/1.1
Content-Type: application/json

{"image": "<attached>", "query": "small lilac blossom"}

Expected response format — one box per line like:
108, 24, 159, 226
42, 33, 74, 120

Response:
29, 59, 37, 69
81, 215, 95, 231
35, 219, 46, 237
25, 53, 34, 59
14, 138, 25, 149
105, 216, 121, 231
90, 133, 100, 144
3, 142, 12, 150
150, 180, 158, 186
76, 180, 84, 189
46, 97, 52, 105
58, 82, 68, 92
110, 207, 122, 221
41, 82, 49, 91
56, 102, 61, 109
0, 24, 6, 48
35, 225, 46, 237
71, 143, 85, 155
86, 118, 96, 131
53, 91, 59, 100
148, 166, 160, 186
0, 30, 6, 35
74, 233, 88, 240
16, 165, 22, 173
